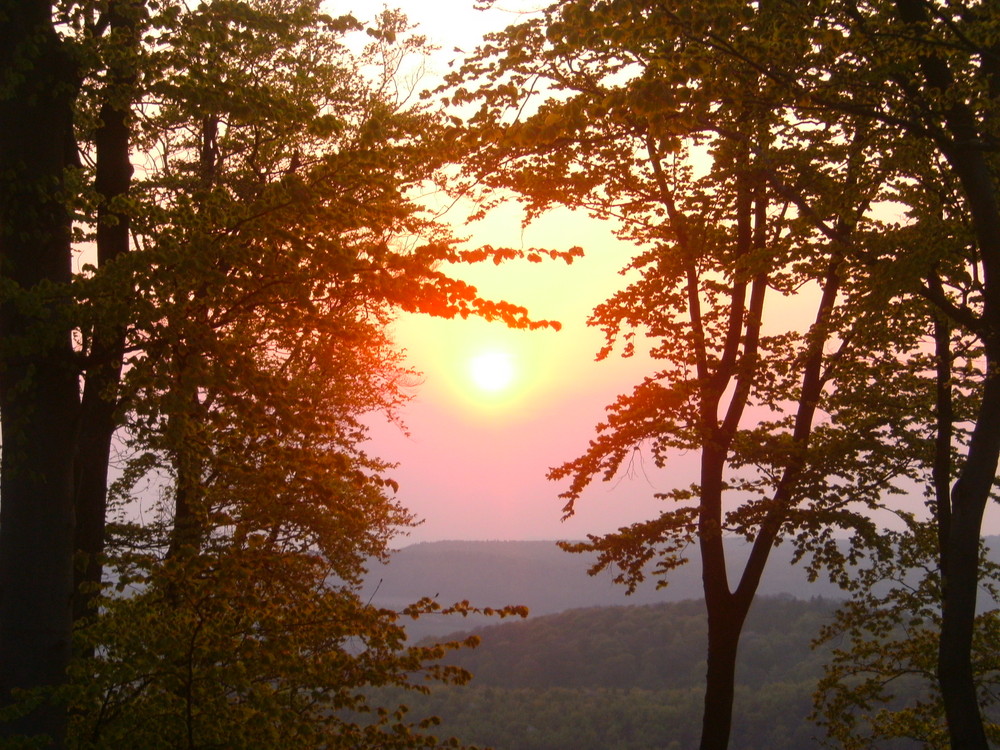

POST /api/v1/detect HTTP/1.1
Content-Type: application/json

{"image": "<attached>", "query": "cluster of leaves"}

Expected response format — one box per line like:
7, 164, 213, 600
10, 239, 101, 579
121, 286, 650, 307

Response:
69, 553, 482, 750
443, 0, 969, 572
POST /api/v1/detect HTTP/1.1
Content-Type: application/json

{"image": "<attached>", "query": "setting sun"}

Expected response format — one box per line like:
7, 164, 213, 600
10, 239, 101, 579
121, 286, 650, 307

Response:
468, 350, 516, 393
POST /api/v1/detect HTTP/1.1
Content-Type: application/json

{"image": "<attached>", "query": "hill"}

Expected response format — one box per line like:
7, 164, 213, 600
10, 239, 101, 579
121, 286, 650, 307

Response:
437, 595, 839, 690
362, 538, 848, 639
353, 538, 1000, 747
370, 596, 919, 750
365, 536, 1000, 640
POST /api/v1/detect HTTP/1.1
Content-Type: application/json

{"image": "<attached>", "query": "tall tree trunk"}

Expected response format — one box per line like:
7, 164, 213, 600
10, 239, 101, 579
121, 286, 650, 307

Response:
938, 353, 1000, 750
699, 589, 752, 750
932, 96, 1000, 750
694, 161, 760, 750
932, 167, 1000, 748
73, 0, 138, 626
699, 466, 753, 750
163, 111, 219, 563
926, 311, 990, 748
696, 440, 755, 750
0, 1, 81, 745
890, 4, 1000, 745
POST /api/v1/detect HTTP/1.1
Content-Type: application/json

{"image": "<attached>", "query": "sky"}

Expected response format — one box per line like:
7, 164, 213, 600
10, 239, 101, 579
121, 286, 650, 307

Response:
353, 0, 994, 546
352, 0, 697, 544
369, 201, 696, 545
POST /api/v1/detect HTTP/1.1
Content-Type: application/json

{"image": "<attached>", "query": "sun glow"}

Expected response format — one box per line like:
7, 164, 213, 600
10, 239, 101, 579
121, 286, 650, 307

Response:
468, 350, 516, 394
388, 200, 646, 423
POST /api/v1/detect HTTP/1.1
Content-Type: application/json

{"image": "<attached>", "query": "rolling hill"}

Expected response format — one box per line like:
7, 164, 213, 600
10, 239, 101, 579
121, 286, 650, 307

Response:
362, 538, 849, 639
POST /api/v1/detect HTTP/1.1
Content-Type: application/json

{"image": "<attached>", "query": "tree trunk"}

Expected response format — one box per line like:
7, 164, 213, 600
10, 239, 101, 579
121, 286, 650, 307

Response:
932, 161, 1000, 748
938, 356, 1000, 750
889, 4, 1000, 741
933, 111, 1000, 750
0, 1, 81, 745
939, 496, 991, 750
74, 0, 137, 626
699, 594, 750, 750
697, 444, 754, 750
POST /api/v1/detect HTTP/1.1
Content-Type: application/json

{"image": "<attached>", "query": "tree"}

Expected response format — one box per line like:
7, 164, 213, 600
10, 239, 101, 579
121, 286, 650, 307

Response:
597, 2, 1000, 745
798, 9, 1000, 745
813, 142, 1000, 745
441, 2, 939, 748
1, 1, 85, 742
0, 1, 549, 746
449, 1, 1000, 746
812, 519, 1000, 749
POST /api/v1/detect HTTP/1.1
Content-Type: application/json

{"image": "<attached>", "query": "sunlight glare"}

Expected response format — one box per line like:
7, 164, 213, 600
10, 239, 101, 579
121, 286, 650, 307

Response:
468, 350, 516, 393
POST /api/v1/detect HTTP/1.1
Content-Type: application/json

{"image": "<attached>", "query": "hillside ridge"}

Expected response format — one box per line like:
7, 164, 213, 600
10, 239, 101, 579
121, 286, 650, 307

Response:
364, 536, 1000, 640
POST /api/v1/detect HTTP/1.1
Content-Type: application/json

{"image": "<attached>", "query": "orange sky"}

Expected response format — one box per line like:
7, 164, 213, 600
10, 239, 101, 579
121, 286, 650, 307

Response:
362, 1, 827, 545
360, 0, 969, 544
358, 0, 696, 545
370, 197, 692, 543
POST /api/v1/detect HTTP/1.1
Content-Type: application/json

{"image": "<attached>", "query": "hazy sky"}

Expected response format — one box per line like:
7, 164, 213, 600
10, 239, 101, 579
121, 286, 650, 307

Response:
369, 202, 696, 545
351, 0, 694, 544
355, 0, 975, 545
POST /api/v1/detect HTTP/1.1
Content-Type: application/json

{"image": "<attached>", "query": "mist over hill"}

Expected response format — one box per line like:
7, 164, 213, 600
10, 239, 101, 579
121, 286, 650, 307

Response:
363, 538, 847, 639
364, 536, 1000, 640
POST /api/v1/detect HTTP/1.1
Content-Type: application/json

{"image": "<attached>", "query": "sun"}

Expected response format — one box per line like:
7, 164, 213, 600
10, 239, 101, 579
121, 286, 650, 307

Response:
467, 350, 516, 394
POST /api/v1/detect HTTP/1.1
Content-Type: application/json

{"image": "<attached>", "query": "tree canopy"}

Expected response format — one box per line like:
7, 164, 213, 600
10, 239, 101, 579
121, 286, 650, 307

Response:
5, 0, 1000, 747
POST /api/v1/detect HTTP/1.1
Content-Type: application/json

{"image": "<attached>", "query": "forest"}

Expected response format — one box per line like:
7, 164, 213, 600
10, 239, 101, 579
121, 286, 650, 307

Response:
370, 597, 890, 750
3, 1, 1000, 749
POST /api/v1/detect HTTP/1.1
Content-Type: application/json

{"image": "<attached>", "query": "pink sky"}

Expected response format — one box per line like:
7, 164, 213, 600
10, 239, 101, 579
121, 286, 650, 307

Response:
355, 1, 696, 544
367, 201, 696, 543
359, 0, 997, 544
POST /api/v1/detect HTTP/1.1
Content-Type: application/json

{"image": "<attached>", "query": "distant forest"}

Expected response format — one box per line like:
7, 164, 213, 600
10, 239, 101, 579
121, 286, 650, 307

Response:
370, 597, 921, 750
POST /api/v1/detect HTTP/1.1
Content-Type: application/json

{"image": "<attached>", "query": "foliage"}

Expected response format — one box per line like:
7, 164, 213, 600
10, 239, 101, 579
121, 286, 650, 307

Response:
4, 0, 548, 746
69, 553, 484, 750
756, 3, 1000, 745
439, 2, 957, 747
440, 0, 953, 579
813, 521, 1000, 749
438, 1, 1000, 746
